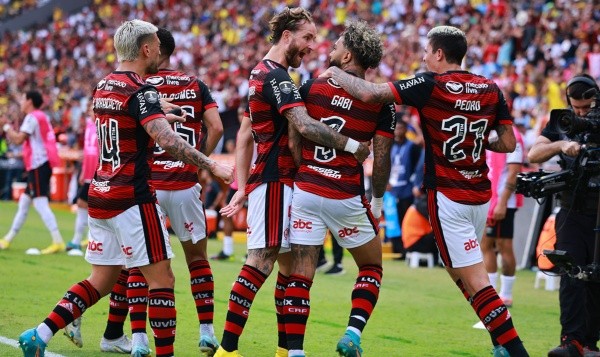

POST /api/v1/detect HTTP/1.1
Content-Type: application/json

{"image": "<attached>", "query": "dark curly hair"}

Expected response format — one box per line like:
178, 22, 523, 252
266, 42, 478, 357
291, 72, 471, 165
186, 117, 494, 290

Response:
343, 20, 383, 69
269, 7, 313, 44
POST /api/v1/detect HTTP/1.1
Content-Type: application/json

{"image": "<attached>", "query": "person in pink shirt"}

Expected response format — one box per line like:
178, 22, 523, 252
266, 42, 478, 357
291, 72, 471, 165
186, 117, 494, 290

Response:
481, 125, 525, 307
0, 90, 65, 254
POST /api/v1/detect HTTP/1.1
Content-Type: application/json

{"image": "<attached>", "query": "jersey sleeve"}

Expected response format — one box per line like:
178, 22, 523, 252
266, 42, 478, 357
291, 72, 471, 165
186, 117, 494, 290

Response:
375, 103, 396, 138
299, 79, 315, 101
263, 68, 305, 114
197, 79, 218, 111
495, 89, 513, 126
388, 72, 435, 109
128, 85, 165, 125
19, 113, 37, 135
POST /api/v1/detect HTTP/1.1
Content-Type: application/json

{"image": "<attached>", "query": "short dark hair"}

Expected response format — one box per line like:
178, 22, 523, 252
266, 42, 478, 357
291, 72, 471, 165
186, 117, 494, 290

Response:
156, 27, 175, 58
427, 26, 467, 65
567, 73, 598, 100
343, 20, 383, 70
269, 7, 313, 44
25, 90, 43, 109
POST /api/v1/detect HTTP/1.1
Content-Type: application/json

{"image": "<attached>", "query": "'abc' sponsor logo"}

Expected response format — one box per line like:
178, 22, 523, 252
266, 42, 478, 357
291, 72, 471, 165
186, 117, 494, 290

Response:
293, 219, 312, 230
88, 241, 103, 252
463, 238, 479, 251
338, 226, 359, 238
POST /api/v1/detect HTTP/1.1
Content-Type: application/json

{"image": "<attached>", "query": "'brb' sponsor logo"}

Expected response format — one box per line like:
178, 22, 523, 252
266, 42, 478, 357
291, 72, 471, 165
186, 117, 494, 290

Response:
464, 238, 479, 251
338, 226, 359, 238
293, 219, 312, 230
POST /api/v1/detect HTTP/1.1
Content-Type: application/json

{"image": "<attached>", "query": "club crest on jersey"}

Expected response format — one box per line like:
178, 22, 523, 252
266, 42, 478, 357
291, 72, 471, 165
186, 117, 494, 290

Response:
144, 90, 159, 103
279, 81, 293, 94
327, 78, 342, 88
446, 81, 464, 94
146, 76, 165, 86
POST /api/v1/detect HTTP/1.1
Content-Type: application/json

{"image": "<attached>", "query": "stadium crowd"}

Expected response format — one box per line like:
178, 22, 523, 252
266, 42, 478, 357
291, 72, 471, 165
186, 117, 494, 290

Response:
1, 0, 599, 178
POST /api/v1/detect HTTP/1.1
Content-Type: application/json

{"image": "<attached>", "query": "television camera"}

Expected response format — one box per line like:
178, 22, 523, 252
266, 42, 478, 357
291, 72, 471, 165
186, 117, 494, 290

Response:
515, 107, 600, 282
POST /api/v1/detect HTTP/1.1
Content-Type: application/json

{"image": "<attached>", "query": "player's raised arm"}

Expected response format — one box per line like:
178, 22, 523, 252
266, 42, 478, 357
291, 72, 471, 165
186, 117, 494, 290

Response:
321, 66, 395, 104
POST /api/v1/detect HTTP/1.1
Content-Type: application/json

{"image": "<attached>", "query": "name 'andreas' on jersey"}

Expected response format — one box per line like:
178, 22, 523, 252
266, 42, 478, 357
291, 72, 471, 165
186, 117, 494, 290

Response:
245, 59, 304, 194
388, 71, 512, 205
296, 77, 395, 199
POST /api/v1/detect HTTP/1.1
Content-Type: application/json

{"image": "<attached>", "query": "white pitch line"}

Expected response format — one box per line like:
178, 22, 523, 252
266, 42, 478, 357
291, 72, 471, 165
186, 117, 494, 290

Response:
0, 335, 67, 357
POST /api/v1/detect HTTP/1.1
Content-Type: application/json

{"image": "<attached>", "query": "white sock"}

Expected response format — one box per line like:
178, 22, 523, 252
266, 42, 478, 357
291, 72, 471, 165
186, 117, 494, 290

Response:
132, 332, 149, 347
200, 323, 214, 337
8, 194, 32, 239
289, 349, 304, 356
36, 322, 53, 344
32, 197, 63, 243
347, 325, 362, 338
488, 272, 498, 291
223, 235, 234, 255
71, 207, 88, 245
500, 275, 516, 299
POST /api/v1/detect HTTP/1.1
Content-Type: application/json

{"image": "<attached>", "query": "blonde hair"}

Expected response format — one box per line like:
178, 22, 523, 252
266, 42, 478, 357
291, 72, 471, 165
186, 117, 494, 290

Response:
114, 19, 158, 62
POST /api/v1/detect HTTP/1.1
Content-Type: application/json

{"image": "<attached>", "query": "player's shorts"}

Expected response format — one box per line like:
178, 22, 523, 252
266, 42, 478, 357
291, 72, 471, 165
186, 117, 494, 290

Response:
427, 190, 489, 269
485, 208, 517, 239
246, 182, 292, 252
86, 202, 174, 268
76, 182, 91, 203
289, 185, 379, 249
26, 161, 52, 198
156, 184, 206, 243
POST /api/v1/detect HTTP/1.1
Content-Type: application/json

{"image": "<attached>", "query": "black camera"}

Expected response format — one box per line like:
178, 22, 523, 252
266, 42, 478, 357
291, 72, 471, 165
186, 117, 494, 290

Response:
516, 106, 600, 282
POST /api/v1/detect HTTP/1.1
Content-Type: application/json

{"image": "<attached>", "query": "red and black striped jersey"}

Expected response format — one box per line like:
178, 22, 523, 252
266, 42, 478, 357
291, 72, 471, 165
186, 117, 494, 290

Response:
296, 77, 395, 199
145, 69, 217, 190
245, 59, 304, 195
388, 71, 512, 205
89, 71, 164, 219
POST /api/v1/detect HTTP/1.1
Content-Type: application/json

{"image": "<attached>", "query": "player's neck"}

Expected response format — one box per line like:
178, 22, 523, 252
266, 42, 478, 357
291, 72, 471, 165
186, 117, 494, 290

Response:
437, 63, 462, 73
341, 64, 365, 79
264, 45, 289, 69
116, 61, 147, 77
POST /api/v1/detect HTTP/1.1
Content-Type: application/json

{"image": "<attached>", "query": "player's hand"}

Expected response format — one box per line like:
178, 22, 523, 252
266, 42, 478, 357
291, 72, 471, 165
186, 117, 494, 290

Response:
210, 161, 234, 184
561, 141, 581, 157
220, 190, 247, 217
353, 142, 370, 163
319, 66, 337, 79
165, 112, 186, 124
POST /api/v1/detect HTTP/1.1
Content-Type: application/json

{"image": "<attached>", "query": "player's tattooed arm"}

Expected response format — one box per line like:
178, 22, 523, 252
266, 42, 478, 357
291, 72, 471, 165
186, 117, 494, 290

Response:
324, 67, 395, 104
144, 118, 233, 183
487, 124, 516, 153
371, 134, 393, 198
288, 121, 302, 167
286, 106, 370, 162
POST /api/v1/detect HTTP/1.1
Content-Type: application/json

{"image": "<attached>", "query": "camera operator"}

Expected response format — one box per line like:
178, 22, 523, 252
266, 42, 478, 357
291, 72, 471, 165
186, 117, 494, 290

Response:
528, 73, 600, 357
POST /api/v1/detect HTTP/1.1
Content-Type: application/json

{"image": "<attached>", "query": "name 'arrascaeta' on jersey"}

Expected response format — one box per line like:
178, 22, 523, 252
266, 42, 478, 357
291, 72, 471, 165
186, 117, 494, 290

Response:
90, 72, 164, 219
388, 71, 512, 205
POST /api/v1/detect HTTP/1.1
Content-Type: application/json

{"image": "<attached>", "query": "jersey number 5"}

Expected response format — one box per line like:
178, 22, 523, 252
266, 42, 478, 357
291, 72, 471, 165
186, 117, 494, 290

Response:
441, 116, 487, 162
314, 116, 346, 163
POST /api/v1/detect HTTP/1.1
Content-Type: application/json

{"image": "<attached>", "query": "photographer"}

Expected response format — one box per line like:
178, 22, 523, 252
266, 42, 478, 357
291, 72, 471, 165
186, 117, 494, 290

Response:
528, 73, 600, 357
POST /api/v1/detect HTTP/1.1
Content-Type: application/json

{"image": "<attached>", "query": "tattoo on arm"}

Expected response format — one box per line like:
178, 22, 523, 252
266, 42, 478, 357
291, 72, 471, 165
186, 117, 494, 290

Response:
487, 125, 514, 153
285, 106, 349, 150
332, 67, 395, 103
372, 135, 393, 197
144, 118, 214, 170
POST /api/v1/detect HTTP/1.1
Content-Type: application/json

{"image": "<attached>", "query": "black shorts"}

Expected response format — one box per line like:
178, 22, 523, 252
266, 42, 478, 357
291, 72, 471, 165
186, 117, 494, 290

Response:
77, 182, 91, 202
485, 208, 517, 239
26, 161, 52, 198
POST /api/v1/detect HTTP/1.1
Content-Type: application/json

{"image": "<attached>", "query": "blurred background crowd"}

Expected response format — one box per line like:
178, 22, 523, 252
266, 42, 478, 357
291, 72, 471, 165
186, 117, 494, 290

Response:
1, 0, 600, 200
